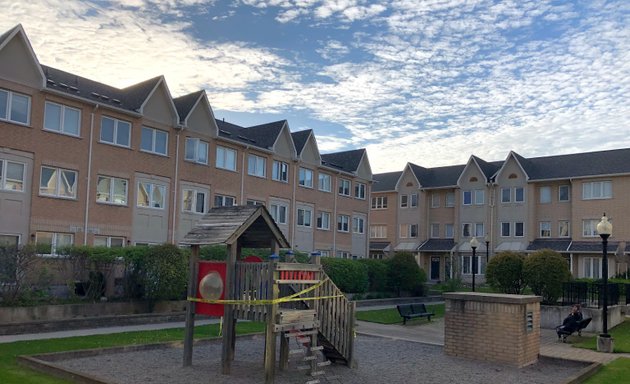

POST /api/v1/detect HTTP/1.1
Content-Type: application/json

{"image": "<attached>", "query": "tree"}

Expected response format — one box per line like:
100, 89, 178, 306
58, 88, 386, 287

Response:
388, 252, 427, 296
321, 258, 369, 293
485, 251, 525, 294
523, 249, 571, 304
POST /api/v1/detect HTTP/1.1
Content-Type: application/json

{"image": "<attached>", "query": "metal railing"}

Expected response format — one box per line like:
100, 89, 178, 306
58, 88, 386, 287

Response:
562, 281, 625, 308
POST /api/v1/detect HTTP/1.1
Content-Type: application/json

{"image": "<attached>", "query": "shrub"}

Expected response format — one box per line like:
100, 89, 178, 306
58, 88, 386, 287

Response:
0, 244, 40, 305
321, 258, 369, 293
388, 252, 427, 296
485, 251, 526, 294
358, 259, 389, 292
523, 249, 571, 304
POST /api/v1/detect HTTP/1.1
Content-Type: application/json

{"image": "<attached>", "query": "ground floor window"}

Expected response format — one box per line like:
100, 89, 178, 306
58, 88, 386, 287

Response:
583, 257, 601, 279
0, 234, 19, 247
35, 232, 73, 256
461, 255, 486, 275
94, 236, 125, 248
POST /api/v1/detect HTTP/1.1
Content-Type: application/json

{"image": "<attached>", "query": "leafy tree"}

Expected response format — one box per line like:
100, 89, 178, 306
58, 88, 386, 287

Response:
388, 252, 426, 296
321, 258, 369, 293
523, 249, 571, 304
485, 251, 526, 294
358, 259, 389, 292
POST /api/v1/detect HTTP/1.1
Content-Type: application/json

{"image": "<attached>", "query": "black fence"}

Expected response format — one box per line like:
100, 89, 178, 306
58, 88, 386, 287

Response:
562, 282, 629, 308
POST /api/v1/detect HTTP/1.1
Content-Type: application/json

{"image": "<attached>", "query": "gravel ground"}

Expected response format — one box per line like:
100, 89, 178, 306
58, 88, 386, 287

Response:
54, 335, 587, 384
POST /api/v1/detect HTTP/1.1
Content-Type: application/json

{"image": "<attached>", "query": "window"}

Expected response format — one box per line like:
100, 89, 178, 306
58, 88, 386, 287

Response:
214, 194, 235, 207
140, 127, 168, 155
272, 161, 289, 183
299, 168, 313, 188
246, 199, 264, 206
96, 176, 127, 205
0, 160, 25, 191
501, 222, 511, 237
337, 215, 350, 232
559, 185, 570, 202
216, 146, 237, 171
583, 257, 601, 279
445, 224, 454, 238
540, 186, 551, 203
36, 232, 73, 256
0, 234, 19, 247
445, 191, 455, 207
474, 190, 485, 205
137, 182, 165, 209
339, 179, 351, 196
462, 223, 472, 237
44, 102, 80, 136
100, 116, 131, 147
409, 224, 418, 238
354, 182, 366, 199
40, 166, 77, 199
400, 195, 408, 208
475, 223, 484, 237
182, 189, 206, 213
270, 204, 287, 224
318, 173, 331, 191
0, 88, 30, 125
247, 154, 266, 178
372, 196, 387, 209
185, 138, 208, 164
353, 217, 365, 234
430, 223, 439, 238
399, 224, 417, 238
582, 219, 599, 237
317, 211, 330, 230
297, 208, 312, 227
583, 181, 612, 200
515, 222, 524, 237
370, 225, 387, 238
337, 250, 350, 259
515, 187, 524, 202
462, 255, 485, 275
318, 250, 330, 257
94, 236, 125, 248
431, 193, 440, 208
410, 193, 418, 207
463, 191, 472, 205
539, 221, 551, 238
501, 188, 511, 203
559, 220, 570, 237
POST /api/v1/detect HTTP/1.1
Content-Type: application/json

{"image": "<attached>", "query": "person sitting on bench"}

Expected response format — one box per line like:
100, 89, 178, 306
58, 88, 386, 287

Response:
556, 304, 583, 338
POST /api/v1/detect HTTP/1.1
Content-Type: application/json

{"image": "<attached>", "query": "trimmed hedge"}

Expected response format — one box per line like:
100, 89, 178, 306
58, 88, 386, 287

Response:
388, 252, 427, 296
485, 251, 525, 294
523, 249, 571, 304
321, 258, 369, 293
358, 259, 389, 292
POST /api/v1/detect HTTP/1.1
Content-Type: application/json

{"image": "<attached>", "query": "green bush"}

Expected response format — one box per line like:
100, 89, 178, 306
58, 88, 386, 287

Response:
321, 258, 369, 293
358, 259, 389, 292
523, 249, 571, 304
388, 252, 427, 296
485, 251, 526, 294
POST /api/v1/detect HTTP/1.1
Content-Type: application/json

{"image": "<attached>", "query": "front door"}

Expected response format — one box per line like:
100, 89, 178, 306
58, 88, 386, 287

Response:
430, 257, 440, 280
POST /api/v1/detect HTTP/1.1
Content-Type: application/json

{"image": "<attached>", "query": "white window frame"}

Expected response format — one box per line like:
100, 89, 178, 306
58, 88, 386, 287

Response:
370, 225, 387, 238
445, 224, 454, 238
216, 146, 237, 171
297, 208, 312, 227
0, 88, 30, 125
182, 188, 207, 214
339, 179, 351, 196
474, 189, 485, 205
246, 199, 264, 206
501, 187, 511, 203
337, 250, 350, 259
352, 216, 365, 234
317, 211, 331, 230
462, 191, 472, 205
318, 173, 331, 192
400, 194, 408, 208
272, 161, 289, 183
462, 223, 472, 237
582, 181, 612, 200
539, 221, 551, 238
0, 234, 20, 247
559, 220, 570, 238
474, 223, 485, 237
445, 191, 455, 207
583, 257, 601, 279
185, 138, 208, 165
96, 175, 128, 205
430, 223, 439, 238
40, 166, 77, 199
409, 224, 418, 238
514, 187, 525, 203
100, 116, 131, 147
247, 154, 266, 178
140, 126, 168, 156
410, 193, 418, 207
35, 232, 73, 257
462, 255, 486, 275
515, 222, 524, 237
582, 219, 599, 237
270, 203, 287, 225
558, 185, 570, 202
0, 159, 25, 192
299, 167, 313, 188
372, 196, 387, 209
43, 101, 80, 137
431, 193, 440, 208
337, 215, 350, 232
94, 236, 125, 248
539, 186, 552, 204
137, 182, 166, 209
214, 194, 235, 207
501, 222, 511, 237
354, 182, 366, 199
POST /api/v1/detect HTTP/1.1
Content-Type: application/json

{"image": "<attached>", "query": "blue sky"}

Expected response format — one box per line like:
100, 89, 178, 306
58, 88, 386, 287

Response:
2, 0, 629, 172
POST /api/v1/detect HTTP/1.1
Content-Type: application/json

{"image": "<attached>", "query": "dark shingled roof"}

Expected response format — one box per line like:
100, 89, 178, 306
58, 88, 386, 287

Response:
321, 149, 366, 173
418, 239, 456, 252
0, 25, 17, 45
291, 130, 312, 155
472, 156, 502, 181
409, 163, 466, 188
568, 241, 622, 253
369, 242, 391, 250
173, 91, 204, 123
372, 171, 402, 192
216, 119, 285, 149
526, 239, 572, 252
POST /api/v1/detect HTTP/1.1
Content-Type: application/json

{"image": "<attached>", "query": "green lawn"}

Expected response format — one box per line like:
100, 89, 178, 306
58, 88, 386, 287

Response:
356, 303, 445, 324
572, 320, 630, 353
0, 322, 265, 384
584, 358, 630, 384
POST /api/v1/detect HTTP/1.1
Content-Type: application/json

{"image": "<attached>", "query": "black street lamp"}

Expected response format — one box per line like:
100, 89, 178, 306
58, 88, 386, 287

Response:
470, 237, 479, 292
596, 214, 612, 338
485, 235, 490, 264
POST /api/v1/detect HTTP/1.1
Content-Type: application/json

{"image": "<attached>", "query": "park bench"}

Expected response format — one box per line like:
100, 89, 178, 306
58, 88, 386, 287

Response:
396, 303, 434, 325
557, 317, 592, 342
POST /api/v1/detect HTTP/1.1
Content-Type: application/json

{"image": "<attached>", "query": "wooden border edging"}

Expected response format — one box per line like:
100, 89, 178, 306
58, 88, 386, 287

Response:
542, 357, 602, 384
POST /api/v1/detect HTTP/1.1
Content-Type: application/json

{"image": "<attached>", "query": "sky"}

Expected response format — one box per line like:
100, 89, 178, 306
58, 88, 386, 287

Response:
2, 0, 629, 172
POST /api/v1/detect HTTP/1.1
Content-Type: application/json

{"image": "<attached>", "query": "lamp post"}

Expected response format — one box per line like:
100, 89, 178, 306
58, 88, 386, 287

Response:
470, 237, 479, 292
596, 214, 612, 340
485, 235, 490, 264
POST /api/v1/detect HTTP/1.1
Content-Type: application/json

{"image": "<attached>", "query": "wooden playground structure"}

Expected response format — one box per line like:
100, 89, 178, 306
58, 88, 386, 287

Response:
181, 206, 355, 384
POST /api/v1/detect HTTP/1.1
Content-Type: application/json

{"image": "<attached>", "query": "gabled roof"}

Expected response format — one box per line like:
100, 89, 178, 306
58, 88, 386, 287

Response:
372, 171, 402, 192
418, 239, 456, 252
0, 24, 46, 88
291, 129, 312, 155
321, 148, 366, 173
526, 239, 572, 252
173, 90, 205, 124
494, 151, 531, 181
408, 162, 465, 189
472, 155, 502, 181
215, 119, 287, 150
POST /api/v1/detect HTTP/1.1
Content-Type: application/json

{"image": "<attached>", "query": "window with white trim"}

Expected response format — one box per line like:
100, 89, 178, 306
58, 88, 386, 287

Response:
182, 189, 206, 214
515, 187, 524, 202
371, 196, 387, 209
246, 199, 264, 206
475, 223, 484, 237
430, 223, 439, 238
0, 159, 25, 192
94, 236, 125, 248
44, 101, 80, 136
272, 161, 289, 183
400, 224, 418, 238
462, 255, 485, 275
515, 222, 524, 237
370, 225, 387, 238
337, 215, 349, 232
539, 186, 551, 203
140, 127, 168, 155
137, 182, 165, 209
36, 232, 73, 256
474, 189, 484, 205
318, 250, 330, 257
501, 222, 510, 237
214, 194, 235, 207
559, 220, 570, 237
463, 191, 472, 205
317, 211, 330, 230
337, 250, 350, 259
582, 181, 612, 200
445, 224, 454, 238
354, 182, 366, 199
462, 223, 472, 237
445, 191, 455, 207
96, 176, 127, 205
318, 173, 331, 192
339, 179, 351, 196
583, 257, 601, 279
0, 234, 19, 247
501, 188, 511, 203
216, 146, 237, 171
185, 138, 208, 164
352, 217, 365, 234
270, 203, 287, 224
40, 166, 77, 199
297, 208, 312, 227
559, 185, 570, 202
247, 154, 266, 178
400, 194, 408, 208
0, 88, 30, 125
410, 193, 418, 207
582, 219, 599, 237
431, 193, 440, 208
299, 168, 313, 188
539, 221, 551, 238
100, 116, 131, 147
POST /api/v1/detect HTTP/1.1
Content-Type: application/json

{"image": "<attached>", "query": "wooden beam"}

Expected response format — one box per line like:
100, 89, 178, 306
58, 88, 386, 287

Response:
183, 244, 199, 366
264, 258, 279, 384
222, 243, 237, 374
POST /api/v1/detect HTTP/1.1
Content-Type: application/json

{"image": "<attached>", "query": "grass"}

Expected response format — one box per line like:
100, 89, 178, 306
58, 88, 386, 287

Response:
583, 358, 630, 384
0, 322, 265, 384
572, 320, 630, 353
356, 303, 445, 324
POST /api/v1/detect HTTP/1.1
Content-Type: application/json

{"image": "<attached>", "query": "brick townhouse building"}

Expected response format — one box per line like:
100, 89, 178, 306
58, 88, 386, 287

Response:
0, 25, 372, 259
370, 150, 630, 283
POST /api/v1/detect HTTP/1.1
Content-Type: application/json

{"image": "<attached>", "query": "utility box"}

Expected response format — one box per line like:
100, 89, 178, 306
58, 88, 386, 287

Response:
444, 292, 541, 368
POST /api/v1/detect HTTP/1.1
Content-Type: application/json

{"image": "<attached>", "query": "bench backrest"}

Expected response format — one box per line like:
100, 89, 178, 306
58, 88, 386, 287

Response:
397, 304, 413, 316
578, 317, 592, 330
411, 303, 427, 314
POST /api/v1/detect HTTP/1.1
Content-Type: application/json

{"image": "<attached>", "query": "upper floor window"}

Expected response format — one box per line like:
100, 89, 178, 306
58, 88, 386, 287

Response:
515, 222, 524, 237
297, 208, 312, 227
318, 173, 331, 192
410, 193, 418, 207
185, 138, 208, 164
216, 146, 237, 171
539, 221, 551, 238
515, 187, 524, 202
270, 203, 287, 224
501, 188, 511, 203
445, 224, 454, 238
317, 211, 331, 230
182, 189, 206, 214
370, 225, 387, 238
96, 175, 127, 205
94, 236, 125, 248
400, 194, 408, 208
354, 182, 366, 199
431, 193, 440, 208
400, 223, 418, 238
35, 231, 73, 256
246, 199, 264, 206
141, 127, 168, 156
272, 161, 289, 183
40, 166, 77, 199
582, 219, 600, 237
339, 179, 351, 196
583, 181, 612, 200
0, 88, 30, 125
337, 215, 350, 232
372, 196, 387, 209
445, 191, 455, 207
463, 191, 472, 205
100, 116, 131, 147
137, 182, 165, 209
559, 220, 570, 237
559, 185, 570, 202
214, 194, 235, 207
0, 159, 25, 192
540, 186, 551, 203
501, 222, 510, 237
44, 101, 80, 136
474, 190, 484, 205
430, 223, 439, 238
299, 167, 313, 188
247, 154, 266, 178
462, 223, 472, 237
353, 216, 365, 234
475, 223, 484, 237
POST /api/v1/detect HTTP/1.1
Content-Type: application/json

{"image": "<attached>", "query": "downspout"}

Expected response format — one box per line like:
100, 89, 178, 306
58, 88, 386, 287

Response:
240, 147, 248, 205
290, 160, 297, 247
366, 182, 371, 259
83, 104, 98, 244
171, 131, 181, 243
332, 174, 338, 257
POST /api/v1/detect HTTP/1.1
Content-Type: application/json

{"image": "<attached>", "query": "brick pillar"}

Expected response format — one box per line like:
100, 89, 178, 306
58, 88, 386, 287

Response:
444, 292, 541, 368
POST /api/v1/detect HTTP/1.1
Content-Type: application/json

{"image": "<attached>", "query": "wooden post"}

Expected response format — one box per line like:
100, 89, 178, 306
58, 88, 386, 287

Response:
183, 244, 199, 366
279, 334, 289, 370
222, 242, 238, 374
264, 241, 280, 384
347, 300, 357, 367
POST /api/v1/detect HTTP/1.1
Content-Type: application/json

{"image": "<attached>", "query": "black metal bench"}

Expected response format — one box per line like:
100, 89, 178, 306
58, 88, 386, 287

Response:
557, 317, 592, 342
396, 303, 434, 325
